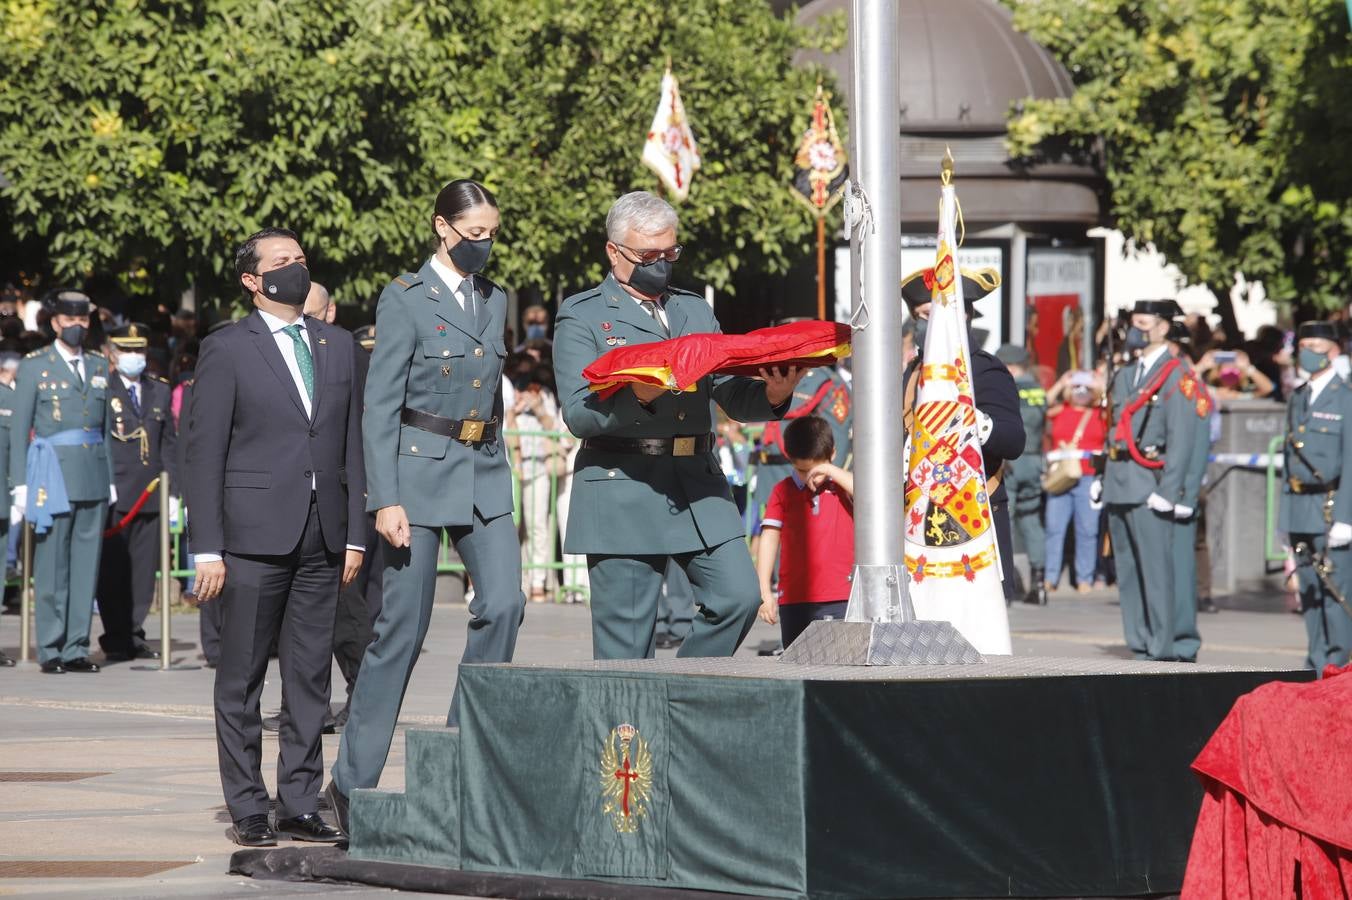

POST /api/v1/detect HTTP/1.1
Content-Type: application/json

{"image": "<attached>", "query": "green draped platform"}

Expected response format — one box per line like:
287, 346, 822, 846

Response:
346, 656, 1309, 899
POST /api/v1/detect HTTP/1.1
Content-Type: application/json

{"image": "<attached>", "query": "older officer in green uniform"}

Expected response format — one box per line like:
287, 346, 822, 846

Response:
9, 291, 114, 674
1279, 321, 1352, 672
0, 351, 16, 668
553, 191, 801, 660
97, 323, 177, 662
327, 179, 522, 831
995, 344, 1048, 605
1100, 299, 1197, 661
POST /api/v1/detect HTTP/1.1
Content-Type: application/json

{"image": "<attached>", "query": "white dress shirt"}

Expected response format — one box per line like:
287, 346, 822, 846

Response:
119, 373, 141, 410
53, 340, 85, 384
257, 308, 314, 420
429, 256, 474, 313
1134, 344, 1170, 385
196, 310, 363, 564
628, 294, 670, 330
1309, 366, 1340, 406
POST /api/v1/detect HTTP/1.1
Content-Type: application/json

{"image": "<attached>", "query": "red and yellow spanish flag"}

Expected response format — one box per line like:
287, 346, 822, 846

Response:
902, 177, 1012, 655
642, 66, 701, 202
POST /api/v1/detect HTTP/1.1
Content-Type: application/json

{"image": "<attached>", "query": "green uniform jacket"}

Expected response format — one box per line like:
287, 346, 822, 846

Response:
1178, 364, 1214, 511
554, 275, 783, 555
1279, 374, 1352, 535
1103, 350, 1195, 507
363, 260, 513, 527
1008, 373, 1047, 501
9, 346, 114, 502
0, 383, 14, 501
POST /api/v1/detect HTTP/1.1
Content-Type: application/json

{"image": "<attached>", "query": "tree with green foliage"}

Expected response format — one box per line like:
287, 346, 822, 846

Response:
1004, 0, 1352, 329
0, 0, 842, 315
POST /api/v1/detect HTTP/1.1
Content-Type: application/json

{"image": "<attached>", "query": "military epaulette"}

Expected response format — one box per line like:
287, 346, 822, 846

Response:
392, 273, 422, 291
87, 349, 105, 358
153, 375, 169, 384
23, 349, 43, 359
561, 287, 605, 310
669, 287, 703, 300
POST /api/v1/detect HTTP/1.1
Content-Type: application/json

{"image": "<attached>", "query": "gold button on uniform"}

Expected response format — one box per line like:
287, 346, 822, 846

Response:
442, 350, 450, 357
474, 348, 484, 357
677, 411, 686, 421
469, 409, 478, 418
472, 379, 482, 388
411, 445, 419, 453
607, 470, 616, 478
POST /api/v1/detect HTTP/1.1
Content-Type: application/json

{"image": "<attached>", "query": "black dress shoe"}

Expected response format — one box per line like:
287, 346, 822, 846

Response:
0, 650, 14, 667
64, 657, 100, 673
229, 813, 277, 847
1199, 597, 1220, 614
40, 660, 66, 674
324, 781, 350, 834
132, 644, 160, 660
101, 649, 134, 663
276, 811, 343, 842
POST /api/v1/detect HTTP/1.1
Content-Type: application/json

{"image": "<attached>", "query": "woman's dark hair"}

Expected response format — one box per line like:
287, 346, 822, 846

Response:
433, 179, 498, 230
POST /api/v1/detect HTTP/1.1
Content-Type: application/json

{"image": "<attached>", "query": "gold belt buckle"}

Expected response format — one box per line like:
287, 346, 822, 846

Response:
1290, 477, 1303, 492
458, 419, 485, 443
673, 436, 696, 457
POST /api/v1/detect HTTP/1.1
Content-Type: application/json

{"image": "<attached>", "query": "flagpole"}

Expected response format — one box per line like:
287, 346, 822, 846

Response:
846, 0, 907, 619
816, 216, 827, 320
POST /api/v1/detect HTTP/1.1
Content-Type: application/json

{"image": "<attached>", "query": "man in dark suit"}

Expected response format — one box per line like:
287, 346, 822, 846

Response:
97, 323, 176, 662
901, 268, 1026, 600
183, 227, 365, 848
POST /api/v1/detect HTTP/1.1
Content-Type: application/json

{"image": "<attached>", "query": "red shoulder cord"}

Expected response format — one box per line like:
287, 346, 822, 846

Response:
1112, 358, 1181, 470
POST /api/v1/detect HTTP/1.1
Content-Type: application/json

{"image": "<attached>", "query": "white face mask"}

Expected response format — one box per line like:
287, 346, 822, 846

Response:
115, 352, 146, 378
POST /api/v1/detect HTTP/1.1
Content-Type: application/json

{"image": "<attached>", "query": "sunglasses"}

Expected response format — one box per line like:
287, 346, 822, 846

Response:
615, 242, 683, 265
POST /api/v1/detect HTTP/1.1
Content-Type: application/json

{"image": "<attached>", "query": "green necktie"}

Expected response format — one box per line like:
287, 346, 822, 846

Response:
282, 323, 315, 404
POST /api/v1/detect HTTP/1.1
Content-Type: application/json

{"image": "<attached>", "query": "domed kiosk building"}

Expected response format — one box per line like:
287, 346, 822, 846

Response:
741, 0, 1108, 372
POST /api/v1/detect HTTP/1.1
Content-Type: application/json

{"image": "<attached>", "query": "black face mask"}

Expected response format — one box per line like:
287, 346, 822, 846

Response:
59, 324, 86, 348
447, 224, 493, 275
258, 262, 310, 306
621, 258, 673, 298
1124, 326, 1150, 352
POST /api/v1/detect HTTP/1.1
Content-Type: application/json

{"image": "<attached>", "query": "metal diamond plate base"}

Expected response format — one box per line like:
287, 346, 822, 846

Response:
779, 620, 984, 666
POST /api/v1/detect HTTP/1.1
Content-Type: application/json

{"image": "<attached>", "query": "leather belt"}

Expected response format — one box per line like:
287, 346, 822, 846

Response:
1107, 445, 1165, 462
758, 452, 790, 466
1289, 476, 1340, 495
582, 434, 715, 457
401, 407, 497, 444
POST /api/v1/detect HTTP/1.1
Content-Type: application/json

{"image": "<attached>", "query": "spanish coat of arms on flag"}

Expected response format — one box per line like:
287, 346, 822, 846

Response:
642, 67, 700, 202
902, 180, 1013, 655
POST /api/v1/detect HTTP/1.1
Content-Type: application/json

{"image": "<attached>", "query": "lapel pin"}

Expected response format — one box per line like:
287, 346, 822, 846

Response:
317, 338, 327, 345
606, 337, 617, 346
430, 285, 440, 295
601, 322, 612, 332
618, 337, 628, 345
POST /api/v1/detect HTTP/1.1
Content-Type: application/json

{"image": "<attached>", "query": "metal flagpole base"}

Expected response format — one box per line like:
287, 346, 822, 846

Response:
780, 563, 985, 665
780, 620, 984, 666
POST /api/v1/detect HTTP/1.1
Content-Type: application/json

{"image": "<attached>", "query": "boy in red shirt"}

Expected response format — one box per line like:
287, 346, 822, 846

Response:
756, 416, 855, 648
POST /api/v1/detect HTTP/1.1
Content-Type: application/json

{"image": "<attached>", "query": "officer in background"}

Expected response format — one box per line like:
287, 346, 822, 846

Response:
901, 269, 1025, 600
1166, 319, 1212, 659
9, 291, 115, 674
553, 190, 798, 660
995, 344, 1048, 605
96, 323, 176, 662
749, 321, 853, 518
1100, 299, 1197, 661
0, 351, 15, 667
1280, 321, 1352, 672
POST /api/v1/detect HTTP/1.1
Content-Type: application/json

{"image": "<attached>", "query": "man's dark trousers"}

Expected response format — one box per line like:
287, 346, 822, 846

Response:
214, 497, 339, 821
97, 512, 159, 656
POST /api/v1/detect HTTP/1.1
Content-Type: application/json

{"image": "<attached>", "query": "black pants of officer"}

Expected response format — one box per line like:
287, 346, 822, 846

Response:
98, 512, 159, 658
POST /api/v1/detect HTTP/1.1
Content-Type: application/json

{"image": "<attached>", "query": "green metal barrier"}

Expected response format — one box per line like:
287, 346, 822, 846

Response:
157, 428, 590, 604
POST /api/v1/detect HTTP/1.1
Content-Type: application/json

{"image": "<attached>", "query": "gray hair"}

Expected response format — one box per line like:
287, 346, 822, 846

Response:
606, 191, 678, 243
